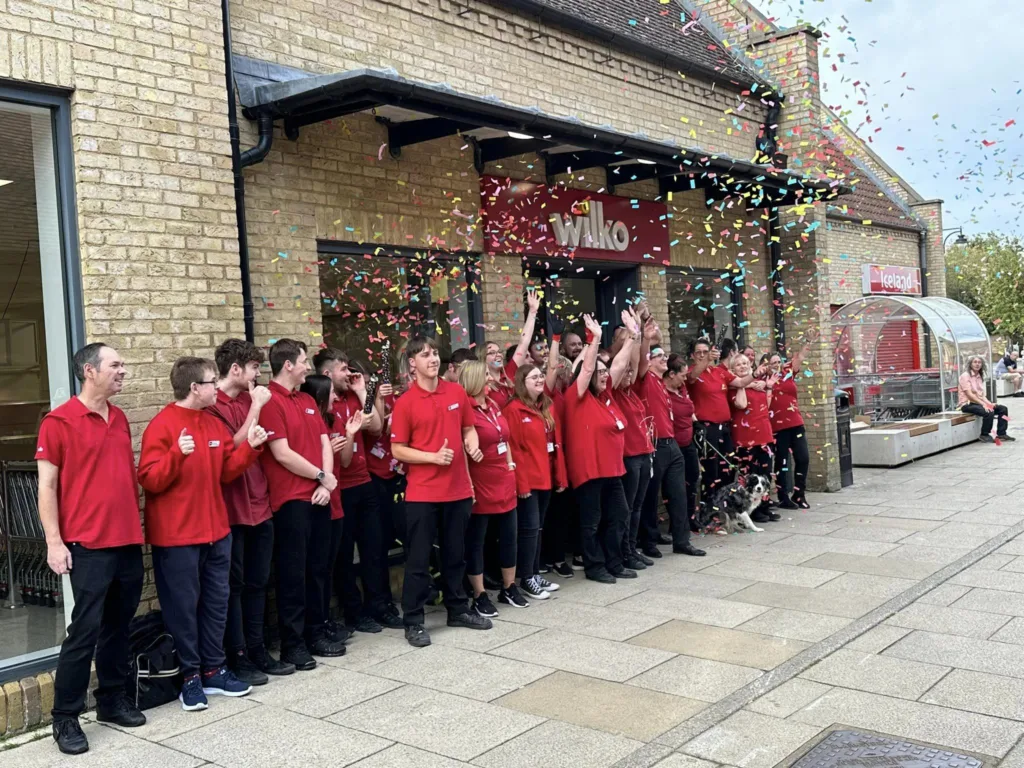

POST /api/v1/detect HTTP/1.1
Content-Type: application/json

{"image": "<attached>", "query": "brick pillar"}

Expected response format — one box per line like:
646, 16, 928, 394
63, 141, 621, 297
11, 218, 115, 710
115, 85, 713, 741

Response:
640, 265, 670, 336
481, 253, 525, 349
910, 199, 946, 298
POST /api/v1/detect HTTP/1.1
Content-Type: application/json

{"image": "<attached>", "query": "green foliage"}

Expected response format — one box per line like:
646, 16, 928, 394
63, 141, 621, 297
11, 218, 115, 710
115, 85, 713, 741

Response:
947, 234, 1024, 341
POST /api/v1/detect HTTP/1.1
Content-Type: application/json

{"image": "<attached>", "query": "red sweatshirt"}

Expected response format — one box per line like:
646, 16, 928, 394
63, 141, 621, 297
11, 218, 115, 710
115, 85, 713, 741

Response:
138, 403, 261, 547
503, 397, 568, 495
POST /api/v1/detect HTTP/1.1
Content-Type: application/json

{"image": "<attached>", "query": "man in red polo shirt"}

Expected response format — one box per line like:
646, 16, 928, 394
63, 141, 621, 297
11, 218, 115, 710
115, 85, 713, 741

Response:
208, 339, 295, 684
39, 343, 145, 755
313, 349, 402, 633
390, 335, 492, 647
634, 319, 705, 559
258, 339, 344, 670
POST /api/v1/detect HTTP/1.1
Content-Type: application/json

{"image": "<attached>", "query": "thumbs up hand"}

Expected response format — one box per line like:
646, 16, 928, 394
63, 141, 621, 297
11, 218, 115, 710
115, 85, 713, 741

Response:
178, 428, 195, 456
248, 420, 268, 448
435, 438, 454, 466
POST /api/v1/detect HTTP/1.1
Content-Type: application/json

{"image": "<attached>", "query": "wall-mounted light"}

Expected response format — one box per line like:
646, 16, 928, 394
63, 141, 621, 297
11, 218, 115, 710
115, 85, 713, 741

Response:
0, 179, 12, 188
507, 132, 534, 140
636, 159, 656, 165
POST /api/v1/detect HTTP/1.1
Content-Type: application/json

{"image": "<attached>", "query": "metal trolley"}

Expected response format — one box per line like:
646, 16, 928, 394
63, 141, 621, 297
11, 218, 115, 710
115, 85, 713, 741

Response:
0, 461, 62, 609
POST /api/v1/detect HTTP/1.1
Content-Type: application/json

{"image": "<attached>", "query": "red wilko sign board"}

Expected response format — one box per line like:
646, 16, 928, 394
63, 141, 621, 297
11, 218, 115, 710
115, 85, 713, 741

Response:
861, 264, 922, 296
480, 175, 671, 264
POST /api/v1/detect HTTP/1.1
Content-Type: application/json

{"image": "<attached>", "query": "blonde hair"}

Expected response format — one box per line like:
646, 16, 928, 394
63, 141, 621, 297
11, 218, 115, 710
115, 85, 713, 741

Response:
458, 360, 489, 398
728, 355, 751, 375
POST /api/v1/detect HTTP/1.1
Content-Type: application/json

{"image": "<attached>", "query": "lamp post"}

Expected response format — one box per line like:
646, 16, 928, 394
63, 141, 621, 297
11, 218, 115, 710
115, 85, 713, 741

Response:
942, 226, 969, 249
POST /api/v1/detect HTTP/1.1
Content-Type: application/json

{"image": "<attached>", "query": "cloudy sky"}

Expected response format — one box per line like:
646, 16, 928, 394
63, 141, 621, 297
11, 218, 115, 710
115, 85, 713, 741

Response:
757, 0, 1023, 238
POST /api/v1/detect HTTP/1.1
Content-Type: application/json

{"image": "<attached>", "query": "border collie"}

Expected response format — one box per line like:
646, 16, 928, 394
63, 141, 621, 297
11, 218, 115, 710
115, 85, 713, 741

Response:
703, 474, 771, 534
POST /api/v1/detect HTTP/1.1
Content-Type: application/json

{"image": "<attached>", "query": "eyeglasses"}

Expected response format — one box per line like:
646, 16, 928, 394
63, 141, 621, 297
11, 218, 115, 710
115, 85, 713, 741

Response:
194, 380, 217, 387
525, 374, 544, 382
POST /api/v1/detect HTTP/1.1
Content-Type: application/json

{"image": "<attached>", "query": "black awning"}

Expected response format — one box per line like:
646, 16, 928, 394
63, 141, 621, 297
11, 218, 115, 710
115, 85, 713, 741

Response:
234, 56, 847, 203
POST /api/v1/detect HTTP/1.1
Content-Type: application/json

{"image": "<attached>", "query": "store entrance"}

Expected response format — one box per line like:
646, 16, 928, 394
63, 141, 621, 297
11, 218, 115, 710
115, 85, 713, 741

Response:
523, 259, 639, 338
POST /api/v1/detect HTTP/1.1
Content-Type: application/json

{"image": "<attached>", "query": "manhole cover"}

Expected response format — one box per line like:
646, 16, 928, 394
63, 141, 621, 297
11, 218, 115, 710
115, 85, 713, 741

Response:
792, 730, 982, 768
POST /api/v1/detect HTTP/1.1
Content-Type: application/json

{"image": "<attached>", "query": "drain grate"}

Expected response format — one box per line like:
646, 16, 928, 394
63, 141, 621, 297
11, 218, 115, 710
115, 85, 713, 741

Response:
791, 730, 982, 768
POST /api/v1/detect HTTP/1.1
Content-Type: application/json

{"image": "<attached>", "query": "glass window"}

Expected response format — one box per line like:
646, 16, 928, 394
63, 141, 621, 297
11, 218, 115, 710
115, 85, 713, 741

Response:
0, 97, 74, 672
319, 245, 478, 372
666, 270, 736, 353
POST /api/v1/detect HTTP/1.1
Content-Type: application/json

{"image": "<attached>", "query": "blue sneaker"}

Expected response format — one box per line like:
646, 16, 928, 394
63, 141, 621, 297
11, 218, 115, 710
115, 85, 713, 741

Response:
202, 666, 253, 697
180, 674, 209, 711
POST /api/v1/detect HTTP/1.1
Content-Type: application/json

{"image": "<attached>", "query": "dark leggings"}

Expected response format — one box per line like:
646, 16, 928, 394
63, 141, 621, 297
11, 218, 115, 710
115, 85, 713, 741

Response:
679, 442, 700, 524
574, 477, 629, 578
773, 425, 809, 503
698, 421, 735, 510
541, 490, 574, 566
622, 453, 653, 556
735, 444, 773, 513
962, 403, 1009, 436
466, 510, 517, 576
517, 490, 551, 579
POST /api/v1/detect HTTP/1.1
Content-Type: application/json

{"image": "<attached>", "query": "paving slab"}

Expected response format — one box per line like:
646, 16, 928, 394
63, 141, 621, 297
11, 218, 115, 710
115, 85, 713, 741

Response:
828, 516, 946, 532
697, 560, 842, 588
727, 582, 888, 619
247, 665, 402, 717
869, 507, 959, 521
628, 620, 809, 670
1001, 556, 1024, 573
951, 568, 1024, 593
997, 537, 1024, 556
736, 608, 851, 643
948, 510, 1024, 526
989, 616, 1024, 645
767, 534, 901, 558
163, 706, 390, 768
745, 679, 833, 719
320, 633, 417, 672
613, 590, 770, 628
883, 630, 1024, 678
422, 610, 543, 651
788, 687, 1024, 757
555, 575, 652, 607
880, 497, 982, 512
917, 583, 972, 605
922, 668, 1024, 720
95, 693, 257, 742
650, 755, 719, 768
363, 643, 551, 702
813, 572, 918, 599
491, 628, 676, 682
349, 744, 471, 768
885, 602, 1010, 639
680, 710, 822, 768
644, 570, 758, 598
902, 529, 1003, 550
4, 725, 206, 768
329, 685, 543, 761
952, 587, 1024, 617
495, 671, 705, 741
627, 654, 763, 702
882, 544, 972, 564
845, 624, 913, 653
800, 552, 937, 580
493, 596, 670, 641
971, 553, 1019, 570
823, 525, 916, 544
799, 648, 949, 699
473, 720, 641, 768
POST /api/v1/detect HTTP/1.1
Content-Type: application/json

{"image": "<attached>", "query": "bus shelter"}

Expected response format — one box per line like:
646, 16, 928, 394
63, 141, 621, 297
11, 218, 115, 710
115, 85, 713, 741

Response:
832, 296, 991, 422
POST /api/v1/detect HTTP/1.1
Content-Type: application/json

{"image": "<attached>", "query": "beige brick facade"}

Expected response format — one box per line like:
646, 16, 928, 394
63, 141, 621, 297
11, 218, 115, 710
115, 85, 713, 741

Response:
824, 221, 921, 306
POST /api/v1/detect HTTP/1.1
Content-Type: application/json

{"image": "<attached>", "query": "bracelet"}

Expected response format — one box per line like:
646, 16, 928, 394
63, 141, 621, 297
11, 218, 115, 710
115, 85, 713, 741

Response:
551, 334, 561, 343
585, 329, 595, 344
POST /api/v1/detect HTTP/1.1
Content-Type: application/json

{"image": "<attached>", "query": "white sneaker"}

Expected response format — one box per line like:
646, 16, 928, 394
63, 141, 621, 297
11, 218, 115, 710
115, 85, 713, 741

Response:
521, 576, 551, 600
536, 575, 559, 592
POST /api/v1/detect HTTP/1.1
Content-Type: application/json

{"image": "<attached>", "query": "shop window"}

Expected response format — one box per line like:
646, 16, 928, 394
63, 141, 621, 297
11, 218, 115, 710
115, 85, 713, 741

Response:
318, 243, 481, 373
666, 270, 737, 353
0, 93, 78, 677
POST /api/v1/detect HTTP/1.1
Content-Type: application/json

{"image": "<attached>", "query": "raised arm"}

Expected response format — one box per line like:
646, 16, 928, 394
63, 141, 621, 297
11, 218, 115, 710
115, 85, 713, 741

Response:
545, 320, 562, 392
512, 288, 541, 368
637, 316, 658, 380
610, 309, 638, 389
575, 313, 603, 399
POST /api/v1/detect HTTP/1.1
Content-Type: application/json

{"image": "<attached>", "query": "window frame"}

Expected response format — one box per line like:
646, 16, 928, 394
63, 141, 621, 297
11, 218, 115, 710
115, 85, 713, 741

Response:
664, 266, 744, 349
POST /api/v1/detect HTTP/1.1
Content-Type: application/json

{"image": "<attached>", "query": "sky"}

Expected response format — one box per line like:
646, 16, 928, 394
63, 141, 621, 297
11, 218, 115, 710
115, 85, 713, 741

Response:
754, 0, 1024, 238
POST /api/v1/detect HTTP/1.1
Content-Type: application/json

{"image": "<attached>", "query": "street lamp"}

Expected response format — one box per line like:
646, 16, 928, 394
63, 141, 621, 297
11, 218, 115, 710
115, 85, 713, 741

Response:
942, 226, 968, 249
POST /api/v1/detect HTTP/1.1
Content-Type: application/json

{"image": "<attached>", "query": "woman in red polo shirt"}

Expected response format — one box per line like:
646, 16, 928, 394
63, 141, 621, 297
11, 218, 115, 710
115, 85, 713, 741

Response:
727, 355, 779, 523
563, 314, 632, 583
504, 362, 568, 600
486, 289, 541, 409
664, 354, 700, 531
763, 343, 812, 509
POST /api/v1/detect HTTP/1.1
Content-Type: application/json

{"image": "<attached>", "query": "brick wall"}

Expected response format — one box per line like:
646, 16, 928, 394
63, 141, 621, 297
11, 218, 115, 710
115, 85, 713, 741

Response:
910, 200, 946, 298
824, 220, 921, 306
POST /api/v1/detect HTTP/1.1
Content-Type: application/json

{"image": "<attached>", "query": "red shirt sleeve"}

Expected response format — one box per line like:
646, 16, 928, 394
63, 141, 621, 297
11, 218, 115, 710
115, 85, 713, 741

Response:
137, 417, 187, 494
219, 422, 261, 483
390, 395, 412, 445
504, 359, 519, 380
258, 398, 288, 443
722, 369, 737, 386
35, 416, 65, 466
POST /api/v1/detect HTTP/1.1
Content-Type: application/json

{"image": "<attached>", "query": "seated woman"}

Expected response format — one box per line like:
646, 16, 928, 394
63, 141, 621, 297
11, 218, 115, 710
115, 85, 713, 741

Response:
959, 356, 1015, 443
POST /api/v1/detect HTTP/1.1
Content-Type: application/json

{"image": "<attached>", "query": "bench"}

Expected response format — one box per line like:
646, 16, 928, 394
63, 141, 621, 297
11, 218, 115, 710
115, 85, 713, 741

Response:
851, 413, 980, 467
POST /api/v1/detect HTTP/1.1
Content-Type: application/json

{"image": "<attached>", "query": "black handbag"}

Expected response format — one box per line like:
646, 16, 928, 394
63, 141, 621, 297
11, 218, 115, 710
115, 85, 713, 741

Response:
125, 610, 182, 710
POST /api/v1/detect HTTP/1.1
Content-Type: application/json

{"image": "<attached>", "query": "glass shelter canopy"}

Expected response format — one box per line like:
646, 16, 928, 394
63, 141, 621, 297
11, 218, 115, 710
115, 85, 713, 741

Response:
831, 296, 991, 420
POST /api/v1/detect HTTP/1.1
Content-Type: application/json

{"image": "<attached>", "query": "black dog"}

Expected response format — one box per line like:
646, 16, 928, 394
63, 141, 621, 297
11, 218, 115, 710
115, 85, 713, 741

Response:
701, 474, 771, 533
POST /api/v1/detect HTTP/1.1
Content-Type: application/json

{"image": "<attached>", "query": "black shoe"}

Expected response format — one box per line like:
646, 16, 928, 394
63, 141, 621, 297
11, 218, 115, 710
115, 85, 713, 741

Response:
673, 544, 706, 557
353, 616, 383, 634
765, 511, 782, 522
375, 605, 404, 629
980, 434, 995, 443
635, 550, 654, 566
281, 646, 317, 671
95, 694, 146, 727
656, 534, 672, 545
611, 568, 638, 579
482, 572, 502, 591
250, 646, 295, 676
310, 636, 347, 657
586, 571, 617, 584
795, 498, 811, 509
447, 611, 493, 630
228, 651, 269, 687
552, 562, 574, 578
641, 546, 663, 559
571, 555, 585, 570
999, 434, 1017, 442
498, 583, 529, 608
405, 624, 431, 647
474, 592, 499, 618
326, 620, 353, 644
539, 563, 553, 574
778, 499, 799, 510
623, 555, 647, 571
751, 511, 771, 523
53, 718, 89, 755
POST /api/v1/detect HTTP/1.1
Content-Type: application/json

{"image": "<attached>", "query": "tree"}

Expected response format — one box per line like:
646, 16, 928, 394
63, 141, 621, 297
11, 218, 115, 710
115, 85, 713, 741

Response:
946, 234, 1024, 344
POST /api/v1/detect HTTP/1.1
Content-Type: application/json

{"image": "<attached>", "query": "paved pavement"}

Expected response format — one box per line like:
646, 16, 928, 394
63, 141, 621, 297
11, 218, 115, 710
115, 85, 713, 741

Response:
9, 401, 1024, 767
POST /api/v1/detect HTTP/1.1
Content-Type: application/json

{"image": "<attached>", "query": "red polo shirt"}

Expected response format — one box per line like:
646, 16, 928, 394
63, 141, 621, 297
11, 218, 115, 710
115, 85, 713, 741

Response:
668, 385, 695, 448
35, 397, 143, 549
613, 387, 654, 457
331, 391, 371, 489
503, 398, 568, 495
769, 366, 804, 432
207, 389, 272, 527
489, 360, 519, 410
366, 394, 404, 479
390, 379, 474, 503
729, 388, 775, 448
468, 401, 517, 514
258, 380, 329, 511
563, 387, 626, 488
689, 366, 736, 424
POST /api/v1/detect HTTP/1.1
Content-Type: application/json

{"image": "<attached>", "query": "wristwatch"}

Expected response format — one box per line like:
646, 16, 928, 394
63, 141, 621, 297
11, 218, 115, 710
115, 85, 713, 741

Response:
315, 470, 326, 483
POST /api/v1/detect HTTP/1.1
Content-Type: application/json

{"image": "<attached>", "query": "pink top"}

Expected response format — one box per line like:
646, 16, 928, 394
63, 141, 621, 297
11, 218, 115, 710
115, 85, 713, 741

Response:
957, 371, 988, 408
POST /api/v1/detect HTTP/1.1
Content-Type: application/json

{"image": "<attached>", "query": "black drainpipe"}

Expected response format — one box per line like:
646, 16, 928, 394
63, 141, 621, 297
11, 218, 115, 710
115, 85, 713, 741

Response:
222, 0, 274, 343
768, 208, 786, 354
919, 229, 933, 367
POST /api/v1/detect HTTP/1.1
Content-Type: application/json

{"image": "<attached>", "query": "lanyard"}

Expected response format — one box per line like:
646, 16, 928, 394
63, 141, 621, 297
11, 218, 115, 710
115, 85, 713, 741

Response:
478, 403, 503, 440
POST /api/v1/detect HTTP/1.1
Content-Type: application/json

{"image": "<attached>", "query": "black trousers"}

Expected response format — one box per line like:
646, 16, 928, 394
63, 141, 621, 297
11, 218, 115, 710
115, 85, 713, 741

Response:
698, 421, 735, 509
640, 438, 692, 548
574, 477, 629, 578
736, 444, 773, 514
466, 509, 517, 575
226, 519, 274, 655
52, 544, 143, 720
371, 473, 405, 606
152, 535, 232, 678
516, 490, 551, 579
622, 453, 653, 556
336, 481, 389, 624
273, 499, 332, 652
962, 403, 1009, 436
773, 426, 809, 504
326, 516, 345, 620
401, 499, 472, 625
541, 489, 574, 566
680, 442, 700, 524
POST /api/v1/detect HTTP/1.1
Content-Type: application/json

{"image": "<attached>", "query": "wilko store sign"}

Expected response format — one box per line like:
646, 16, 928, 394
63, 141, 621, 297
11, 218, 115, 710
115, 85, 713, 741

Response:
861, 264, 922, 295
480, 175, 670, 264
